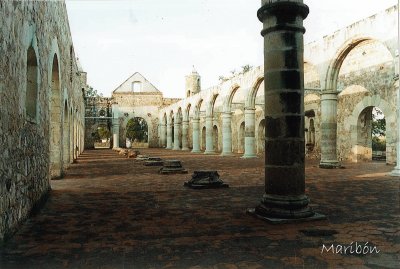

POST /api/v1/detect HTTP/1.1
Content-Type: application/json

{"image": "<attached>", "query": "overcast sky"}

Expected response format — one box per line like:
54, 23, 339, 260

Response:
65, 0, 397, 98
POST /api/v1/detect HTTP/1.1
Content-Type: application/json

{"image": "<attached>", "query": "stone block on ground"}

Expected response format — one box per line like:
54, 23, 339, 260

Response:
159, 160, 188, 174
184, 170, 229, 189
144, 157, 164, 166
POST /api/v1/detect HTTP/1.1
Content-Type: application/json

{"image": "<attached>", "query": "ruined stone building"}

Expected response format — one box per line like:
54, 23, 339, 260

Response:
0, 1, 87, 241
104, 5, 398, 167
1, 0, 399, 244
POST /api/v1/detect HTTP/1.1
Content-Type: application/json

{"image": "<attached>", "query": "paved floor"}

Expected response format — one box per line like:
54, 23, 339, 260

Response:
0, 149, 399, 269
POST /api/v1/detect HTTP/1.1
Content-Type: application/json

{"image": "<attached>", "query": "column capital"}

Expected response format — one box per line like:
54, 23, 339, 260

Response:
320, 91, 338, 101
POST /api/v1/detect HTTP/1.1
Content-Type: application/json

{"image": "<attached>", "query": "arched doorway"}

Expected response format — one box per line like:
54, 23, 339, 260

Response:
126, 117, 149, 148
49, 53, 62, 179
63, 100, 70, 167
213, 125, 219, 152
356, 106, 386, 162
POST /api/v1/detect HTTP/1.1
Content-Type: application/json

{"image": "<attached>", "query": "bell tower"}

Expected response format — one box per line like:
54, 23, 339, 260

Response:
185, 66, 201, 97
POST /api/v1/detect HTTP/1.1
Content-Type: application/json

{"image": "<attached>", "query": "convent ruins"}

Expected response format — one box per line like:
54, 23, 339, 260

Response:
0, 1, 399, 265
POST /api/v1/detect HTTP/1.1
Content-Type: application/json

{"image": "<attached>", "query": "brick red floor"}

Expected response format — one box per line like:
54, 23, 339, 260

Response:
0, 148, 399, 269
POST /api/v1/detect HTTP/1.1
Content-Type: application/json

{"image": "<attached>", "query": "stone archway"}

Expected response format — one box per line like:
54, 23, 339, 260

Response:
49, 53, 62, 179
126, 117, 149, 148
213, 125, 219, 152
348, 96, 394, 163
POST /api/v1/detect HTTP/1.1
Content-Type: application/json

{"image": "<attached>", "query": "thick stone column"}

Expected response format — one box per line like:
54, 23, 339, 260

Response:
221, 112, 234, 156
191, 118, 201, 153
319, 92, 340, 168
173, 118, 181, 150
166, 119, 173, 149
249, 0, 324, 222
181, 120, 189, 150
112, 119, 120, 149
204, 116, 215, 154
243, 108, 257, 158
160, 123, 167, 148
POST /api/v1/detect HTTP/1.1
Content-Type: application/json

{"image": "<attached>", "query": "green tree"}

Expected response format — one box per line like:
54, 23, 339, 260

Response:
126, 117, 148, 142
372, 108, 385, 137
98, 126, 111, 140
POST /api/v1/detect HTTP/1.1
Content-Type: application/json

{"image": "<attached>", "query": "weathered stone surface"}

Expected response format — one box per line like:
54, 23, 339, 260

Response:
0, 1, 85, 241
184, 171, 229, 189
159, 160, 188, 174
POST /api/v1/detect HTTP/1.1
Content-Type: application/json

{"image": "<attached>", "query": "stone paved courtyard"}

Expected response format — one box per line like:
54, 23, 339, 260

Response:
0, 149, 399, 269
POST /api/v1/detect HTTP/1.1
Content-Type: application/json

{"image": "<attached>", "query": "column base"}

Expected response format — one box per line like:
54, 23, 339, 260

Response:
191, 149, 202, 153
389, 166, 400, 176
247, 208, 326, 224
204, 150, 216, 155
241, 154, 257, 159
319, 160, 340, 169
247, 194, 326, 224
172, 148, 181, 151
221, 152, 235, 157
165, 147, 172, 150
181, 147, 190, 151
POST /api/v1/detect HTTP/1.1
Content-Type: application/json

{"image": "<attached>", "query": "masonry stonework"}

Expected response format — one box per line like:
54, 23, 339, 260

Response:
0, 1, 86, 241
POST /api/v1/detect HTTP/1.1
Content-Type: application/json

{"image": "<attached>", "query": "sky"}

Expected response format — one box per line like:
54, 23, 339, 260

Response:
65, 0, 397, 98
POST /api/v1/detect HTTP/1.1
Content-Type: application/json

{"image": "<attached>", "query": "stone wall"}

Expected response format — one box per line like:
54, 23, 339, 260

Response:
0, 1, 85, 241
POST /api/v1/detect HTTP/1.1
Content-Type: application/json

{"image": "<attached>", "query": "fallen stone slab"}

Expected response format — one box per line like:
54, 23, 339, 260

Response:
144, 157, 164, 166
135, 155, 149, 161
184, 170, 229, 189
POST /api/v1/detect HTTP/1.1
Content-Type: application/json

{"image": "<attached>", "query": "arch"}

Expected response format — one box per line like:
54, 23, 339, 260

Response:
26, 45, 39, 121
194, 99, 203, 119
246, 76, 264, 108
348, 96, 395, 163
206, 93, 219, 117
125, 117, 149, 148
183, 103, 191, 121
63, 100, 70, 167
49, 52, 62, 179
223, 84, 240, 113
325, 37, 394, 92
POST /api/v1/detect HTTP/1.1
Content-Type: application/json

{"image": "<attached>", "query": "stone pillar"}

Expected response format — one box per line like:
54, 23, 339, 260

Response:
243, 108, 257, 158
249, 0, 323, 222
160, 123, 167, 148
166, 118, 173, 149
319, 92, 340, 168
173, 118, 181, 150
112, 119, 120, 148
182, 120, 189, 150
221, 112, 234, 156
191, 118, 201, 153
204, 116, 215, 154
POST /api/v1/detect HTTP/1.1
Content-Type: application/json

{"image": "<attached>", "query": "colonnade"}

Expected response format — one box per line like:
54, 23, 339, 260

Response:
158, 107, 259, 158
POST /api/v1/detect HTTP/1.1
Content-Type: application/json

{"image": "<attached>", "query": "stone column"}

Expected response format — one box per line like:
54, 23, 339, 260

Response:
112, 119, 120, 148
221, 112, 234, 156
243, 108, 257, 158
204, 116, 215, 154
160, 123, 167, 148
173, 117, 181, 150
166, 118, 173, 149
249, 0, 323, 222
191, 118, 201, 153
319, 92, 340, 168
181, 120, 189, 150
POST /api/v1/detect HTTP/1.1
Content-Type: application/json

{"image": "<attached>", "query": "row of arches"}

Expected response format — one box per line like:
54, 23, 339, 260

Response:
158, 30, 397, 162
